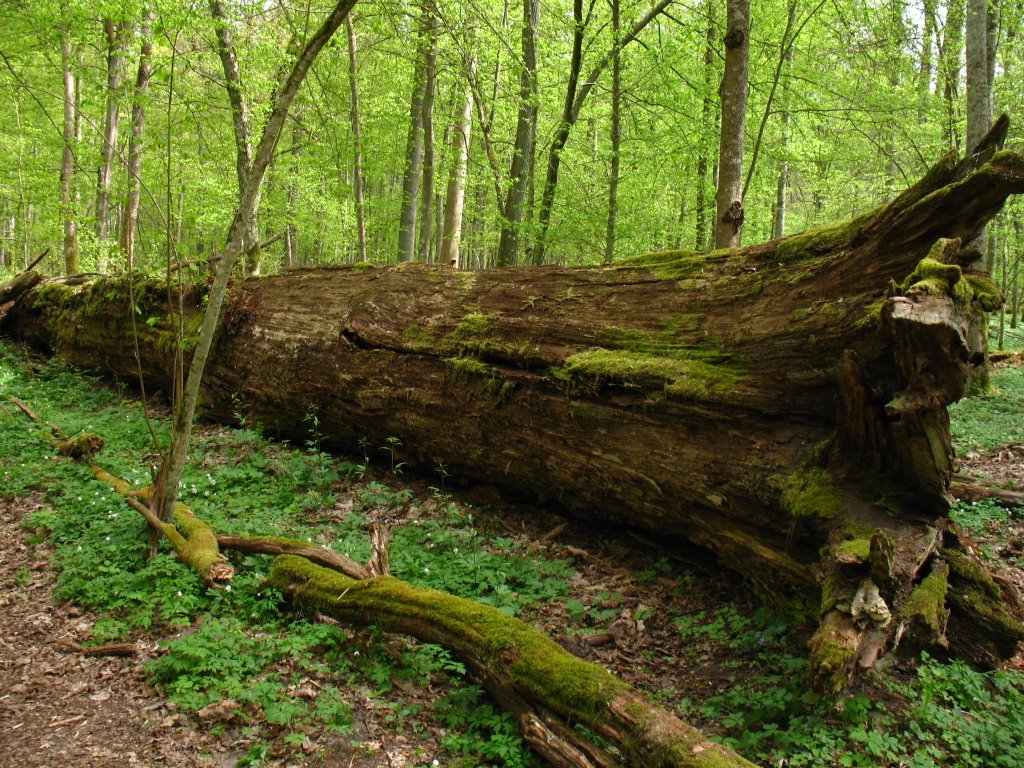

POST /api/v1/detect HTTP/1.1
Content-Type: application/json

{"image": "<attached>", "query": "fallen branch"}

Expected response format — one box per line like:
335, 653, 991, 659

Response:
90, 465, 234, 585
951, 477, 1024, 507
268, 555, 757, 768
56, 638, 136, 657
216, 533, 371, 579
15, 402, 758, 767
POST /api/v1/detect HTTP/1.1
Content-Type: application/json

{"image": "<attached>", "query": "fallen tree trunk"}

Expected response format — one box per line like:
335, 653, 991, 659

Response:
4, 135, 1024, 692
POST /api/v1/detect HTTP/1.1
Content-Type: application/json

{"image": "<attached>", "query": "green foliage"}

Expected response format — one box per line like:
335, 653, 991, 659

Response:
674, 605, 1024, 768
949, 366, 1024, 452
433, 685, 539, 768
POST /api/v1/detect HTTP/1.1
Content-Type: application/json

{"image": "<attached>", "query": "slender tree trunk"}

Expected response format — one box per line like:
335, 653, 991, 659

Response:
397, 14, 429, 262
120, 9, 153, 271
346, 16, 368, 264
95, 18, 129, 247
60, 22, 78, 276
529, 0, 585, 266
209, 0, 263, 275
496, 0, 539, 267
918, 0, 936, 121
695, 2, 715, 251
714, 0, 749, 249
771, 42, 792, 240
154, 0, 357, 525
941, 0, 965, 150
441, 76, 473, 268
604, 0, 621, 264
530, 0, 673, 265
417, 11, 438, 264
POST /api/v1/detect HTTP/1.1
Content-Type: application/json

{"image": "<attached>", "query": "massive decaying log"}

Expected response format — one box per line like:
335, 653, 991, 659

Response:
3, 142, 1024, 692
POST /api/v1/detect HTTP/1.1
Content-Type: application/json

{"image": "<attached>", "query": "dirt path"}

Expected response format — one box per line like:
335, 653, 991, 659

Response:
0, 496, 228, 767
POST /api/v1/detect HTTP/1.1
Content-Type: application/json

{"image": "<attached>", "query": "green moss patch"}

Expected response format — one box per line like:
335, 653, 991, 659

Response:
777, 468, 844, 519
774, 206, 879, 265
268, 556, 627, 725
903, 562, 949, 636
554, 348, 743, 401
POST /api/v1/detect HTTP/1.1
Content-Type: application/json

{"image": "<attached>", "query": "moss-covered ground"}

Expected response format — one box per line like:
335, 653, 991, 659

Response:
2, 339, 1023, 767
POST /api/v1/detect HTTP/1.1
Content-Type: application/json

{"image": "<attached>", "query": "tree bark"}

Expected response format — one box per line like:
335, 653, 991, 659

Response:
397, 11, 429, 263
95, 18, 130, 246
120, 9, 153, 270
441, 75, 473, 268
496, 0, 540, 267
346, 16, 368, 264
604, 0, 621, 265
694, 2, 716, 251
6, 141, 1024, 693
417, 11, 438, 265
940, 0, 966, 151
714, 0, 749, 249
60, 20, 78, 276
209, 0, 263, 275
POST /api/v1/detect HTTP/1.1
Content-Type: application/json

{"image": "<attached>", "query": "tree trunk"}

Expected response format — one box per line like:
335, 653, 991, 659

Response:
152, 0, 358, 527
60, 23, 78, 276
604, 0, 621, 265
530, 0, 674, 265
694, 3, 716, 251
397, 12, 429, 263
714, 0, 749, 249
496, 0, 540, 267
940, 0, 965, 151
440, 76, 473, 268
5, 141, 1024, 694
120, 9, 153, 271
95, 18, 129, 246
417, 12, 438, 265
346, 16, 368, 264
918, 0, 936, 121
209, 0, 264, 275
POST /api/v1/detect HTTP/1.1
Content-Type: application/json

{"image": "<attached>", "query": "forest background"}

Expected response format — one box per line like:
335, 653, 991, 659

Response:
0, 0, 1020, 321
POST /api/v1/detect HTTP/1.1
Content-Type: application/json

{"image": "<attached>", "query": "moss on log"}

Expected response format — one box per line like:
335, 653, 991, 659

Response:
4, 139, 1024, 692
268, 555, 758, 768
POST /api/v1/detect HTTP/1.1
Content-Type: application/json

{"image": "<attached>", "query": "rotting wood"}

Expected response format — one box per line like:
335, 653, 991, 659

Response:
4, 127, 1024, 694
13, 406, 756, 768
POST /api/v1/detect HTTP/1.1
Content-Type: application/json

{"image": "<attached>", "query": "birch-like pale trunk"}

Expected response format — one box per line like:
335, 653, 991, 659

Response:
440, 78, 473, 268
346, 16, 368, 263
95, 18, 129, 245
417, 11, 438, 264
60, 23, 78, 275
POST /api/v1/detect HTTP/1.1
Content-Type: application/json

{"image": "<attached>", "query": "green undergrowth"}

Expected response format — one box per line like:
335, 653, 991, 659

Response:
949, 365, 1024, 453
5, 336, 1024, 767
0, 340, 560, 767
672, 604, 1024, 768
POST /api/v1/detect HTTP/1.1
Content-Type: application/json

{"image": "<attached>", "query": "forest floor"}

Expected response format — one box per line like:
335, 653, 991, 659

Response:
1, 342, 1022, 768
0, 467, 759, 768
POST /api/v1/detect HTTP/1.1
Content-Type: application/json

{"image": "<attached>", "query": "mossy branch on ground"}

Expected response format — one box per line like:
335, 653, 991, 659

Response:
90, 465, 234, 585
268, 555, 758, 768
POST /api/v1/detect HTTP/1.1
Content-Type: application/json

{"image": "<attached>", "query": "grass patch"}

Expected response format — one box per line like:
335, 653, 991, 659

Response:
949, 366, 1024, 453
